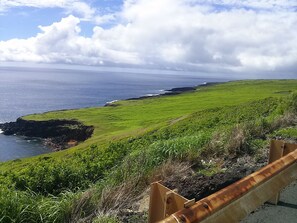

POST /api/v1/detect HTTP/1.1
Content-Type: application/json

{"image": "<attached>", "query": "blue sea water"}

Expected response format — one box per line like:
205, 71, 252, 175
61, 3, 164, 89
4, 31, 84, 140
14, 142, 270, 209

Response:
0, 65, 231, 162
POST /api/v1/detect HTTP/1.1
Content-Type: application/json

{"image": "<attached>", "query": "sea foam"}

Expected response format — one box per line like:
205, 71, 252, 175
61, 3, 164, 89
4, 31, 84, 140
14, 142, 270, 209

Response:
105, 100, 118, 104
144, 93, 159, 97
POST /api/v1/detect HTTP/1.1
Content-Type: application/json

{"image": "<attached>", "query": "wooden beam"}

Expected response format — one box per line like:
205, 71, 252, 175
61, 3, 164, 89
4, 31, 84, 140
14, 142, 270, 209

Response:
157, 141, 297, 223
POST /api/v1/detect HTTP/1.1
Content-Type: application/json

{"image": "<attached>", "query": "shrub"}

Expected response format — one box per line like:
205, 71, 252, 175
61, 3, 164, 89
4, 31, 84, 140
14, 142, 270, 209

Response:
149, 132, 211, 162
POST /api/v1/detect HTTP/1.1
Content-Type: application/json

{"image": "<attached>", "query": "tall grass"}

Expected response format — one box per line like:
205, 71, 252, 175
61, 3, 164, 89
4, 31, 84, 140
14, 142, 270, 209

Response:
0, 83, 296, 222
0, 187, 77, 223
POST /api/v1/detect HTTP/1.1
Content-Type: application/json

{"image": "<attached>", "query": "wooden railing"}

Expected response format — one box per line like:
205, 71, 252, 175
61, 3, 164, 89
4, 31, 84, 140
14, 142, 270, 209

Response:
148, 140, 297, 223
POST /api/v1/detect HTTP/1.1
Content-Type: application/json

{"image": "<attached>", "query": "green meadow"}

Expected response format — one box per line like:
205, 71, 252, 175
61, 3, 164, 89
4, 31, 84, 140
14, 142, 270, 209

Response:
0, 80, 297, 222
22, 80, 297, 148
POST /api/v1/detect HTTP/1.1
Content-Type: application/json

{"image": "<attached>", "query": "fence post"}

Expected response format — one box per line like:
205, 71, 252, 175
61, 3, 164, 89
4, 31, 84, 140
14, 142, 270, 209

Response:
268, 140, 285, 204
268, 140, 297, 204
148, 182, 194, 223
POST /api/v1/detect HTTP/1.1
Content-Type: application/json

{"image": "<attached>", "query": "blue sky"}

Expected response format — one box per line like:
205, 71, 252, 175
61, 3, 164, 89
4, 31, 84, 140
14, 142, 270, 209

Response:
0, 7, 64, 40
0, 0, 123, 40
0, 0, 296, 77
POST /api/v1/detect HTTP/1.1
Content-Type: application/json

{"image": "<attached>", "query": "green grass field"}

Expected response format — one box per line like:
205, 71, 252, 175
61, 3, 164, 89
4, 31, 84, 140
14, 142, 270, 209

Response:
0, 79, 296, 222
23, 80, 297, 149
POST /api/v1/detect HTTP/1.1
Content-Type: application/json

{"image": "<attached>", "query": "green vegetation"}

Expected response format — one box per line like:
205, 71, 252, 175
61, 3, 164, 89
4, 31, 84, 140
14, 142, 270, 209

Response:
0, 80, 296, 222
272, 127, 297, 139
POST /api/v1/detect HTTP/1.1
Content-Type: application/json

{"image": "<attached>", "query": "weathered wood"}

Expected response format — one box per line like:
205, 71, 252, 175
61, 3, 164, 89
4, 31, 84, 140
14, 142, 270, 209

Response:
268, 140, 297, 204
152, 140, 297, 223
148, 182, 194, 223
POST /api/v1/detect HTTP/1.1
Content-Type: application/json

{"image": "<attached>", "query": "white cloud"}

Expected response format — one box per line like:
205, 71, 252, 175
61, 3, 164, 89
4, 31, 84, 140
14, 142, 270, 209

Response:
0, 0, 297, 76
0, 0, 95, 19
0, 15, 142, 65
94, 13, 117, 25
188, 0, 297, 12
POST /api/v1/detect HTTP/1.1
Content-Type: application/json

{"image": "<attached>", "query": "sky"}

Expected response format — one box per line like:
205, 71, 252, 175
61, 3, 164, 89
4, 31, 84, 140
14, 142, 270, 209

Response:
0, 0, 297, 77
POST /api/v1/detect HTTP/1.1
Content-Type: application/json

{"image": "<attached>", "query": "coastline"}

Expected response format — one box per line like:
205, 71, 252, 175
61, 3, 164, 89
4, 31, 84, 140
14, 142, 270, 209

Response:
0, 119, 94, 151
0, 81, 223, 151
105, 81, 222, 106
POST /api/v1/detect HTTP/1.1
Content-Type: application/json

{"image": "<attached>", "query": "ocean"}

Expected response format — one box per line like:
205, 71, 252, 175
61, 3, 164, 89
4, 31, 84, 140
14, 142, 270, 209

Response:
0, 65, 231, 162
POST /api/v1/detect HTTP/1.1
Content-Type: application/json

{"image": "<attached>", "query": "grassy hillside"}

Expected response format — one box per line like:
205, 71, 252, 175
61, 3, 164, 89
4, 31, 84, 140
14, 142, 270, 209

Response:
1, 80, 295, 169
0, 80, 296, 222
22, 80, 297, 148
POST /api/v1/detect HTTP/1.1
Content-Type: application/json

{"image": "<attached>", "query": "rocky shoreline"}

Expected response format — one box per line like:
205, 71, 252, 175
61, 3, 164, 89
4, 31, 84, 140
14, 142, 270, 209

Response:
0, 82, 221, 150
105, 82, 222, 106
0, 118, 94, 151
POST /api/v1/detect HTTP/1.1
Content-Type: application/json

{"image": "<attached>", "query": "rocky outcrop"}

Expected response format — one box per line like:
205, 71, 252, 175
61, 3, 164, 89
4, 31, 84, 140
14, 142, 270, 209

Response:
123, 82, 222, 102
125, 86, 197, 101
0, 118, 94, 151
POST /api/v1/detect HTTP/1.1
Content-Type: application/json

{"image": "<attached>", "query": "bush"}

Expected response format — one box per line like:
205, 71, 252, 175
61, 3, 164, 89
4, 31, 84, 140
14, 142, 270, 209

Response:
149, 132, 212, 162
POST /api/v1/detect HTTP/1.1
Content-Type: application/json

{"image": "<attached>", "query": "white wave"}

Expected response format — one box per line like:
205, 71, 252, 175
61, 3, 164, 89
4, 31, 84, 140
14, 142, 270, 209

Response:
0, 129, 3, 134
144, 93, 159, 97
106, 100, 118, 104
159, 89, 168, 94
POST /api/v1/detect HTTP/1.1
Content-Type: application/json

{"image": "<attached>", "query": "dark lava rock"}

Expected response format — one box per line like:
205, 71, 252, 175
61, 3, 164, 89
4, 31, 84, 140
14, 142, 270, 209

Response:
163, 164, 260, 201
0, 118, 94, 150
161, 87, 196, 96
126, 82, 223, 101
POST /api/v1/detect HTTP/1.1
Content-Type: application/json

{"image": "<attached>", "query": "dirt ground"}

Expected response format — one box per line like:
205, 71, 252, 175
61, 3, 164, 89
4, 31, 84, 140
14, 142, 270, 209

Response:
119, 154, 267, 222
163, 155, 266, 201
